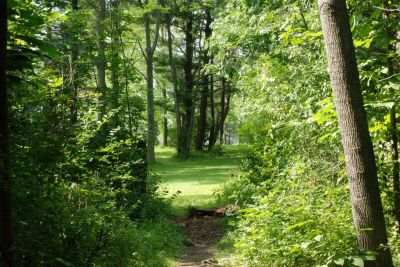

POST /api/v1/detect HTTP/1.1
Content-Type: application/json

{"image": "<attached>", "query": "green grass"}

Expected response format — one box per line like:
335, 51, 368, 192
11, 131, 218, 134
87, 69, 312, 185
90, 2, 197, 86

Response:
151, 145, 245, 215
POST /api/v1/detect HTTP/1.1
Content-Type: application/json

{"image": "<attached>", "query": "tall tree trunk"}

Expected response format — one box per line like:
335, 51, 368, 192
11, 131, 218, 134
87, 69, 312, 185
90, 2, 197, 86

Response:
222, 81, 231, 124
119, 28, 134, 137
96, 0, 106, 121
195, 10, 212, 151
390, 107, 400, 230
110, 0, 120, 113
0, 1, 13, 265
162, 88, 168, 146
141, 0, 160, 163
219, 78, 226, 146
217, 78, 231, 150
208, 74, 215, 151
70, 0, 78, 124
145, 13, 156, 162
383, 0, 400, 229
318, 1, 393, 266
166, 11, 183, 157
383, 0, 395, 75
183, 2, 194, 159
195, 81, 208, 151
145, 13, 156, 163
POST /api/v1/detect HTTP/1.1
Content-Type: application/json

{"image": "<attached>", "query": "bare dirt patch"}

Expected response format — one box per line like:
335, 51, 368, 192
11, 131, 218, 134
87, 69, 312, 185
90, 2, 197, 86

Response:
172, 208, 227, 267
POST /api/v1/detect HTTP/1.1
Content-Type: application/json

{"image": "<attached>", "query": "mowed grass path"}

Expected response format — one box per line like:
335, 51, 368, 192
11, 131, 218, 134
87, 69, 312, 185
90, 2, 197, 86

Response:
151, 146, 245, 215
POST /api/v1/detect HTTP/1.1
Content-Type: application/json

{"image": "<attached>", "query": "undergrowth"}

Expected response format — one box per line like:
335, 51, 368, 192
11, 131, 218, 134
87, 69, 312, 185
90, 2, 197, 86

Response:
217, 140, 400, 266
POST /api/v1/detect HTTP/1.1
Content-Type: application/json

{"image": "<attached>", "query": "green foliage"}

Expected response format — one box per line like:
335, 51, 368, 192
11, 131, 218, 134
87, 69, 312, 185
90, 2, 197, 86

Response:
6, 0, 184, 265
218, 142, 376, 266
11, 106, 183, 266
213, 0, 400, 266
232, 177, 361, 266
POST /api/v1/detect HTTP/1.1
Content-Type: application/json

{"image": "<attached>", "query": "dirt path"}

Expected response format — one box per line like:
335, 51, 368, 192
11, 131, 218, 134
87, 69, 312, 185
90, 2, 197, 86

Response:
173, 208, 226, 267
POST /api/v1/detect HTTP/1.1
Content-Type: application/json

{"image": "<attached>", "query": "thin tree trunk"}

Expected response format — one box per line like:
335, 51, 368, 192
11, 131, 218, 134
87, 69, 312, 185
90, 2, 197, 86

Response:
142, 0, 160, 163
162, 88, 168, 146
318, 1, 393, 266
383, 0, 400, 230
222, 81, 231, 123
166, 11, 183, 157
96, 0, 106, 121
390, 107, 400, 230
145, 14, 156, 162
119, 30, 133, 137
383, 0, 394, 75
70, 0, 78, 124
195, 10, 212, 151
219, 78, 226, 146
208, 73, 215, 151
110, 0, 120, 113
183, 2, 194, 159
0, 1, 13, 265
195, 80, 208, 151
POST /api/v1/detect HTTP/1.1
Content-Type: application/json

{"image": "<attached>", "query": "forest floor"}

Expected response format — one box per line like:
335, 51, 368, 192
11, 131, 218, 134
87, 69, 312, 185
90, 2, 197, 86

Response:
151, 146, 244, 267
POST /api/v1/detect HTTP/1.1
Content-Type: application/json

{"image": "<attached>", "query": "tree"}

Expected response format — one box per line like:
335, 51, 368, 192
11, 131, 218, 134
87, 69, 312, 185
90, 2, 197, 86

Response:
139, 0, 160, 163
110, 0, 121, 113
162, 86, 168, 146
195, 9, 212, 151
318, 0, 393, 266
165, 6, 184, 157
0, 0, 13, 265
96, 0, 107, 121
182, 0, 195, 159
390, 106, 400, 230
208, 72, 215, 151
69, 0, 79, 124
219, 77, 231, 148
382, 0, 400, 231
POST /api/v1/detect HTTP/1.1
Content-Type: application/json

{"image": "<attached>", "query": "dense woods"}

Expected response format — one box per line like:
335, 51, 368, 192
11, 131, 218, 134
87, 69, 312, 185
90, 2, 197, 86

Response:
1, 0, 400, 266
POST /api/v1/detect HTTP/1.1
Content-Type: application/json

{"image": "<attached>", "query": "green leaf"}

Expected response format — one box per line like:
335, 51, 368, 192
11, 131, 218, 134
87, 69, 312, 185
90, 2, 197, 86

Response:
352, 257, 364, 267
334, 258, 345, 265
285, 220, 312, 231
364, 101, 395, 109
381, 67, 389, 74
49, 77, 63, 88
55, 258, 74, 267
314, 234, 323, 242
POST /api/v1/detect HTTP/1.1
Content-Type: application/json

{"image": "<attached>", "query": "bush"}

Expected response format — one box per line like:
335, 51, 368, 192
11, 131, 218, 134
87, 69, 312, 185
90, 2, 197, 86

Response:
217, 142, 379, 266
11, 110, 184, 266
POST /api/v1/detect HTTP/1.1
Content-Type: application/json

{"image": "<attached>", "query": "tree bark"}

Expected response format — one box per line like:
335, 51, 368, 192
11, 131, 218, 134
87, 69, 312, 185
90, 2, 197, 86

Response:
195, 10, 212, 151
162, 88, 168, 146
0, 1, 13, 265
143, 0, 160, 163
110, 0, 120, 113
96, 0, 106, 121
145, 13, 156, 162
119, 28, 134, 137
183, 1, 194, 159
219, 78, 226, 146
208, 74, 215, 151
166, 10, 184, 157
390, 107, 400, 230
70, 0, 79, 124
318, 1, 393, 266
195, 81, 208, 151
383, 0, 400, 230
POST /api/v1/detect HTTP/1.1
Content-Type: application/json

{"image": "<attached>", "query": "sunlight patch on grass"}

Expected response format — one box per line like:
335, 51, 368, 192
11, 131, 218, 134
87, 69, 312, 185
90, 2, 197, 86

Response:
151, 145, 245, 215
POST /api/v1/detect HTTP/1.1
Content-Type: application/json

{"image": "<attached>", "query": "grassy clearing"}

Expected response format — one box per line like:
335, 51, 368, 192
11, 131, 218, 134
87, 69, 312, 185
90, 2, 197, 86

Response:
151, 145, 245, 215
